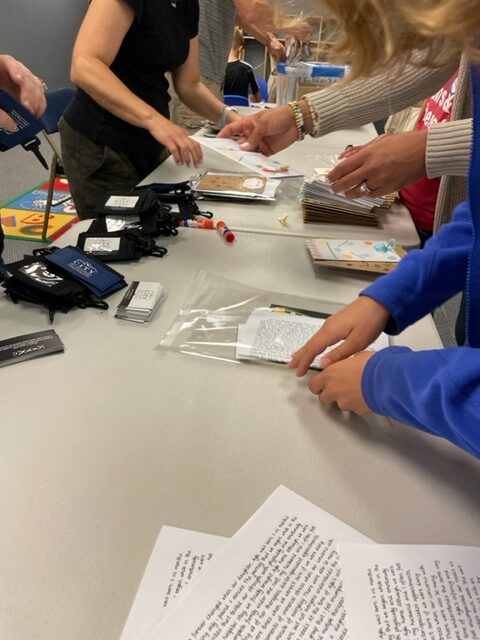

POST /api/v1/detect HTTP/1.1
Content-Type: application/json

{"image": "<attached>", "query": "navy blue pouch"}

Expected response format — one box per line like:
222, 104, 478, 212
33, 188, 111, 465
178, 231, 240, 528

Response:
42, 246, 127, 298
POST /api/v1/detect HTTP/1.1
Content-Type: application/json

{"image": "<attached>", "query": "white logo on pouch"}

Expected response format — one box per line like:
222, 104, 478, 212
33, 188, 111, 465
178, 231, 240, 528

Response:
69, 259, 97, 278
22, 262, 63, 287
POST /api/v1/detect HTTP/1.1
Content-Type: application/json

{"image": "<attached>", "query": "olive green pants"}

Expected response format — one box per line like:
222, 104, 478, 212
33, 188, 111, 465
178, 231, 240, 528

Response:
59, 119, 169, 220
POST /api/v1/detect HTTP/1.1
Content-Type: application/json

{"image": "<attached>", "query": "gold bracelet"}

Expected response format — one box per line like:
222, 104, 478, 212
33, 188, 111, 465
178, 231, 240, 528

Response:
303, 97, 321, 137
287, 101, 306, 141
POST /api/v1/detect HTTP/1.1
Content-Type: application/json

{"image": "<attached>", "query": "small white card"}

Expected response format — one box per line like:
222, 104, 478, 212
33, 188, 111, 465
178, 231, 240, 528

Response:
83, 237, 121, 253
105, 194, 140, 209
105, 214, 141, 232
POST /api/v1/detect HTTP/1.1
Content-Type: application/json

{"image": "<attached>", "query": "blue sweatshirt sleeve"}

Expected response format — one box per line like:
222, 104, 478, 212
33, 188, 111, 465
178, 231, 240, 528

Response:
362, 345, 480, 457
361, 202, 472, 334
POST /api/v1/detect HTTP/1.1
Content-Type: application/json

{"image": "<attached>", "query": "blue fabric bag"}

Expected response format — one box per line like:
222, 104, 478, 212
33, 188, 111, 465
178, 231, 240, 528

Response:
43, 246, 127, 298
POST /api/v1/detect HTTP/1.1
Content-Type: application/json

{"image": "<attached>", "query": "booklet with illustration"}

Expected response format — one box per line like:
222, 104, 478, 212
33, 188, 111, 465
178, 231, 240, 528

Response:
193, 172, 280, 202
306, 238, 406, 274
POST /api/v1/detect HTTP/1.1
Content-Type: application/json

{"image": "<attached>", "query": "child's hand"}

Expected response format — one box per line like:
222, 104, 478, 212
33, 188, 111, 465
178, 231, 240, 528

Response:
287, 296, 390, 376
307, 351, 375, 414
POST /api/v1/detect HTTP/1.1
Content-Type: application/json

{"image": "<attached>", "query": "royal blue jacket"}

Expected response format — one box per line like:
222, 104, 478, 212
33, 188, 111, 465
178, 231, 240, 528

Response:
360, 65, 480, 458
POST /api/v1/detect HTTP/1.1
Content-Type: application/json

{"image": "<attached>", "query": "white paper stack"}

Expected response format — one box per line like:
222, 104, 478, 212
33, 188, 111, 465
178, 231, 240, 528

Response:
123, 486, 480, 640
115, 281, 166, 323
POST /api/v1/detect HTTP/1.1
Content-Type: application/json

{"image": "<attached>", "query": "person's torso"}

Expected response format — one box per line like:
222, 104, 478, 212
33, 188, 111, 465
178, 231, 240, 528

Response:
399, 70, 459, 232
198, 0, 235, 84
224, 60, 254, 98
465, 64, 480, 347
64, 0, 199, 153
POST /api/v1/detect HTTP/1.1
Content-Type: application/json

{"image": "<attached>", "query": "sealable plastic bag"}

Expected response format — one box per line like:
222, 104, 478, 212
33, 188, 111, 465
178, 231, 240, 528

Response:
157, 271, 390, 368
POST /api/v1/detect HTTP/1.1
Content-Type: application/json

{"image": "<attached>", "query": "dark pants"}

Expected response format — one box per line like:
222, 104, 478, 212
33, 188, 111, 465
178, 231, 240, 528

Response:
417, 228, 433, 249
59, 119, 169, 220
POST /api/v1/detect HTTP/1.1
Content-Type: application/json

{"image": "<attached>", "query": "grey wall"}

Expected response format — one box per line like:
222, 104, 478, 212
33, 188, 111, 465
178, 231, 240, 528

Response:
0, 0, 86, 89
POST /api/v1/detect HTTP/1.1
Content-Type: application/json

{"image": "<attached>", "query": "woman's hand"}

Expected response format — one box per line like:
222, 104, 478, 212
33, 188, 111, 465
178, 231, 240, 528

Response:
266, 34, 286, 62
328, 130, 428, 198
0, 55, 46, 130
288, 296, 390, 376
218, 106, 299, 156
148, 116, 203, 167
307, 351, 375, 414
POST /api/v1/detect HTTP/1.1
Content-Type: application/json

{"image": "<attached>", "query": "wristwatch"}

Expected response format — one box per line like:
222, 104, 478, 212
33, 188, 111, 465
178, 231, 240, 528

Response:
218, 105, 238, 129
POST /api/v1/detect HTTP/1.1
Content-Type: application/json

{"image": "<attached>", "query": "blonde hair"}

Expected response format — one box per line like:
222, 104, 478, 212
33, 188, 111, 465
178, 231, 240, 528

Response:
317, 0, 480, 79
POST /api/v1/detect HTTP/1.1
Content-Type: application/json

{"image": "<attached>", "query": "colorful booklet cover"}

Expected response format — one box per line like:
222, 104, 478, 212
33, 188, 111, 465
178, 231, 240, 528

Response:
306, 238, 406, 274
193, 172, 280, 201
0, 329, 64, 367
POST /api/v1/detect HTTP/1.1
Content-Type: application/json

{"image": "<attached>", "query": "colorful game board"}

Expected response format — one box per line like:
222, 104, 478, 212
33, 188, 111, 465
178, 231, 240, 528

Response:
0, 178, 78, 242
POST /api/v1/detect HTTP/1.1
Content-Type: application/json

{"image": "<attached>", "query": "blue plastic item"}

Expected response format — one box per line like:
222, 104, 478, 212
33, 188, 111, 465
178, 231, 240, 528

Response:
40, 87, 75, 134
255, 78, 269, 102
277, 62, 346, 79
223, 94, 250, 107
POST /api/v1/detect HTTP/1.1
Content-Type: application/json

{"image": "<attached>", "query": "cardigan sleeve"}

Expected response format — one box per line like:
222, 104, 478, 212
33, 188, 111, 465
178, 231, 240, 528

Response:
303, 53, 460, 137
426, 118, 472, 177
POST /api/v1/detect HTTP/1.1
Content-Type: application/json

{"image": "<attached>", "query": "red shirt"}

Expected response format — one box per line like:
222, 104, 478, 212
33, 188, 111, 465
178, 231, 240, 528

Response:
399, 71, 459, 232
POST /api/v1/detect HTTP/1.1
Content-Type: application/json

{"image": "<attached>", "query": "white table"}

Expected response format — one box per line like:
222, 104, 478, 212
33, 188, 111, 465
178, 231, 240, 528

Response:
1, 216, 479, 640
140, 125, 420, 248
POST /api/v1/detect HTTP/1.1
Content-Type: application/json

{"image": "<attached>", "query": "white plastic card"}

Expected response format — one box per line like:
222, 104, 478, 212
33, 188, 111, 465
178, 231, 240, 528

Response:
83, 237, 121, 253
105, 194, 140, 208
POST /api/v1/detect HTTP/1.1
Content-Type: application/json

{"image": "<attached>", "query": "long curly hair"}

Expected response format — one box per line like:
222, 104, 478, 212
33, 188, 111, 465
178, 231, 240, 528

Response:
316, 0, 479, 79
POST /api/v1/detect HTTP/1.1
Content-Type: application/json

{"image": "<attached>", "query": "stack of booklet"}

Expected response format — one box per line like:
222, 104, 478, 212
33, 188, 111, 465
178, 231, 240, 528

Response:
301, 167, 394, 227
193, 172, 280, 202
235, 306, 389, 368
115, 281, 166, 323
120, 486, 480, 640
306, 238, 406, 275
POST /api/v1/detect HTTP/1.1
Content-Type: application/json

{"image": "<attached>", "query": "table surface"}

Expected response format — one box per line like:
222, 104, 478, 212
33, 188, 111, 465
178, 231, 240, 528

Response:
1, 128, 479, 640
140, 124, 420, 248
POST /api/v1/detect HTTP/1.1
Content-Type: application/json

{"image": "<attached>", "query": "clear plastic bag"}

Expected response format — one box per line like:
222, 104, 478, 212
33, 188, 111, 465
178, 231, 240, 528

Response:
157, 271, 389, 367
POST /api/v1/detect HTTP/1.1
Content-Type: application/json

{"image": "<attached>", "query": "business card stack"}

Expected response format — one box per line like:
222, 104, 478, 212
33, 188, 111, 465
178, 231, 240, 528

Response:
115, 281, 166, 323
301, 168, 393, 227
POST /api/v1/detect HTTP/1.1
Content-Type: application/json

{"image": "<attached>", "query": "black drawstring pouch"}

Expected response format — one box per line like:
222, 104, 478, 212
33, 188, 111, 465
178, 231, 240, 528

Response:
3, 255, 108, 323
76, 229, 167, 262
93, 189, 179, 238
137, 182, 213, 220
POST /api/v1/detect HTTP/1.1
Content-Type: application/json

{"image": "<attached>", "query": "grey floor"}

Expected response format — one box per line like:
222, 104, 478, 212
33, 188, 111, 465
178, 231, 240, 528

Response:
1, 134, 56, 262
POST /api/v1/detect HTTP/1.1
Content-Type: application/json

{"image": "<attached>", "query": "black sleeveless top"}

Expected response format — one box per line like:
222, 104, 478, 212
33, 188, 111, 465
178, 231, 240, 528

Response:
64, 0, 199, 153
